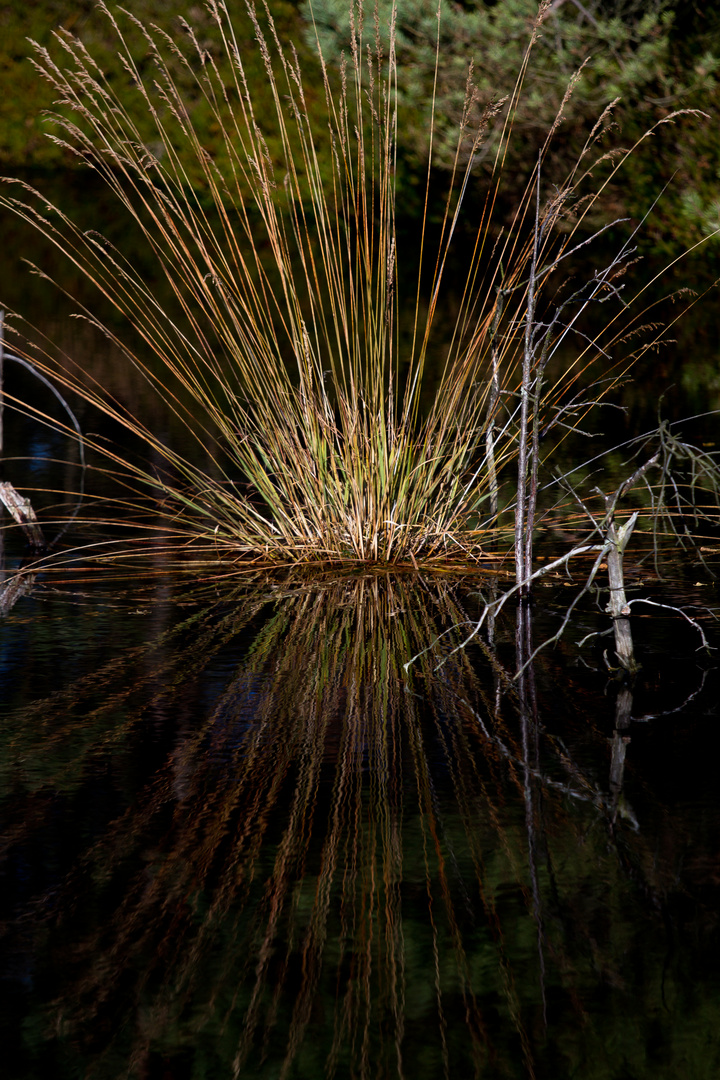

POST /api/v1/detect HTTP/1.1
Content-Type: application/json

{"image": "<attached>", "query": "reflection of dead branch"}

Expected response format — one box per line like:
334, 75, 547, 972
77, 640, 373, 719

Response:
632, 667, 709, 723
0, 564, 36, 616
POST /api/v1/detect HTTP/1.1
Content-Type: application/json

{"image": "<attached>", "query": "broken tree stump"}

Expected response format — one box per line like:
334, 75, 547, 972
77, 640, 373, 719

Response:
604, 507, 640, 676
0, 481, 46, 551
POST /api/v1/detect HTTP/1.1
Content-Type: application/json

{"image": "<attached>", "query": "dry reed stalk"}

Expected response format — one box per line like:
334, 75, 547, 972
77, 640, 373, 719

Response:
0, 1, 695, 567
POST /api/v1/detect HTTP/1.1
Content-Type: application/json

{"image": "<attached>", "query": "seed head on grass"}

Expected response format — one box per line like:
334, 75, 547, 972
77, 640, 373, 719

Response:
0, 1, 684, 567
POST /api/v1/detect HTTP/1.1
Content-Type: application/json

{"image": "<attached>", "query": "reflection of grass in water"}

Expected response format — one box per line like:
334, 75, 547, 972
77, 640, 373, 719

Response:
4, 574, 718, 1077
142, 576, 512, 1076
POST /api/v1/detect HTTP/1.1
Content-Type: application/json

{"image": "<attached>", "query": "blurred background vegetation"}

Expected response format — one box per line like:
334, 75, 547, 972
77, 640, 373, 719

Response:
1, 0, 719, 263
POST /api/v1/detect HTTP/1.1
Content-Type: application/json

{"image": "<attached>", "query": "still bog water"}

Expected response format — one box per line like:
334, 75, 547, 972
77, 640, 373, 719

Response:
1, 547, 719, 1078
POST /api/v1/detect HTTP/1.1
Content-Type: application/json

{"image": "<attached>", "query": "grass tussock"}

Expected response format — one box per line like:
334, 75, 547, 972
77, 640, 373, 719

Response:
0, 0, 693, 566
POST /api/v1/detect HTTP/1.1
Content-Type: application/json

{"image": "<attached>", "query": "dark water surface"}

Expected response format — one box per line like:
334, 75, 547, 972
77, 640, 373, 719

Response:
1, 551, 719, 1079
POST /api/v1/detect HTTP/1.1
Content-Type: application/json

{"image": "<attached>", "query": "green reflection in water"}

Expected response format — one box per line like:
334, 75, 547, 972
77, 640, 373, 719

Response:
1, 571, 719, 1079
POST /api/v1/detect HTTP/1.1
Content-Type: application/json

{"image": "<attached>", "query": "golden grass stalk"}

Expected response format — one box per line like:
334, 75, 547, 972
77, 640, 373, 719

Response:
0, 1, 690, 566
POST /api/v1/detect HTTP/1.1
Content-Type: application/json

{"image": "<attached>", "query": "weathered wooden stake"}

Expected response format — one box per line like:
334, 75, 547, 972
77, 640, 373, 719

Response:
0, 481, 46, 550
604, 505, 640, 675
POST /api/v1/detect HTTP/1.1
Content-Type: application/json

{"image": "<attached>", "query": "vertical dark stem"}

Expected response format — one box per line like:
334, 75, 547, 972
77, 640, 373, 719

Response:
486, 288, 504, 527
515, 159, 542, 594
524, 334, 551, 588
